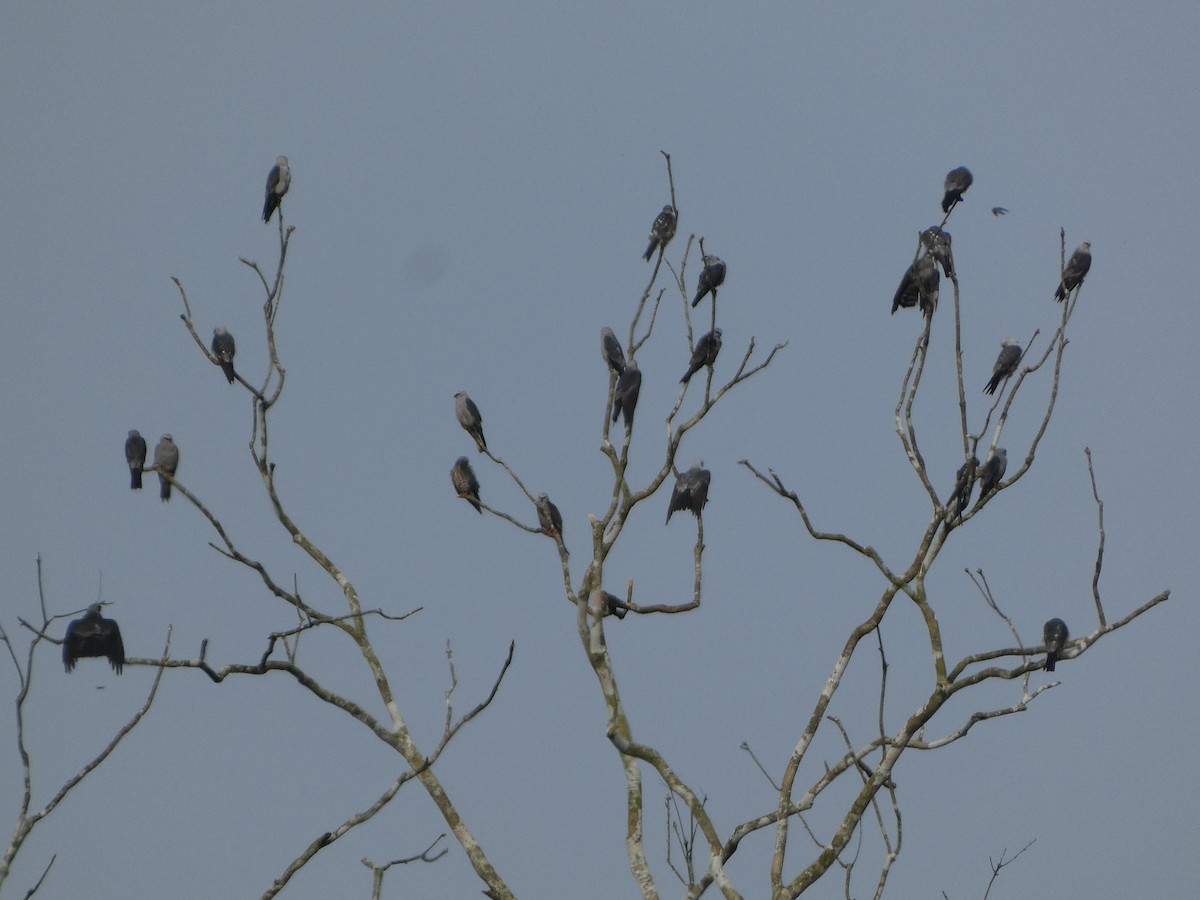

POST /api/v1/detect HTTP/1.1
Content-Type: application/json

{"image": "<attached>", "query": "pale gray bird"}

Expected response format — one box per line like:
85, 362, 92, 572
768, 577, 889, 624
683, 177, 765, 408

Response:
1043, 618, 1069, 672
612, 364, 641, 432
692, 255, 726, 307
262, 156, 291, 223
1055, 241, 1092, 302
212, 326, 236, 384
976, 447, 1007, 499
643, 204, 677, 261
681, 328, 722, 384
601, 327, 626, 376
125, 430, 147, 490
454, 392, 487, 453
946, 456, 979, 523
666, 460, 711, 524
63, 604, 125, 675
942, 166, 973, 213
451, 456, 481, 514
920, 226, 955, 278
984, 339, 1022, 395
153, 434, 180, 502
536, 493, 563, 537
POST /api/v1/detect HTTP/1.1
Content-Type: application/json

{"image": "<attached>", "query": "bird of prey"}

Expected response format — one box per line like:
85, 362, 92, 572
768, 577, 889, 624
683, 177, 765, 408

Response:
643, 204, 677, 261
262, 156, 290, 223
153, 434, 180, 502
984, 338, 1022, 395
601, 327, 626, 376
691, 255, 726, 307
666, 460, 711, 524
1054, 241, 1092, 302
451, 456, 482, 513
612, 364, 641, 432
1043, 618, 1069, 672
454, 392, 487, 453
892, 255, 939, 317
977, 447, 1007, 499
599, 590, 628, 619
536, 493, 563, 537
125, 430, 147, 490
212, 326, 236, 384
681, 328, 722, 384
992, 207, 1008, 216
941, 166, 973, 213
920, 226, 955, 278
946, 456, 979, 523
63, 604, 125, 675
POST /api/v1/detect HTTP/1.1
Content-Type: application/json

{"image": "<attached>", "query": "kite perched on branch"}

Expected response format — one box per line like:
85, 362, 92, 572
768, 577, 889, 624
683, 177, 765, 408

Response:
63, 605, 125, 675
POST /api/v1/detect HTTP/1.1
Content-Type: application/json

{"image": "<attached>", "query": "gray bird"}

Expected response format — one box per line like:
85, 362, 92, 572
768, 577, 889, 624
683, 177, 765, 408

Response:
599, 590, 628, 620
612, 364, 641, 432
692, 254, 726, 307
892, 255, 939, 317
262, 156, 290, 223
63, 604, 125, 675
976, 447, 1007, 499
1054, 241, 1092, 302
1043, 618, 1069, 672
536, 493, 563, 537
601, 327, 626, 376
984, 339, 1022, 395
451, 456, 481, 514
125, 429, 147, 490
666, 460, 711, 524
920, 226, 955, 278
946, 456, 979, 523
643, 204, 677, 261
454, 392, 487, 453
212, 326, 236, 384
681, 328, 722, 384
153, 434, 179, 502
992, 207, 1008, 216
941, 166, 973, 214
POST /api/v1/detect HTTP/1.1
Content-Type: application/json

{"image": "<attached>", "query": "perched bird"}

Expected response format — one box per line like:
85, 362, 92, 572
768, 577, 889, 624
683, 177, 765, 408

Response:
63, 604, 125, 675
125, 429, 147, 491
941, 166, 973, 213
454, 392, 487, 453
984, 339, 1022, 395
1054, 241, 1092, 302
892, 255, 939, 317
212, 326, 236, 384
1043, 618, 1069, 672
681, 328, 722, 384
601, 327, 626, 376
666, 460, 711, 524
451, 456, 482, 513
920, 226, 955, 278
599, 590, 628, 619
262, 156, 291, 223
153, 434, 180, 502
976, 447, 1007, 499
992, 207, 1009, 216
612, 364, 641, 432
946, 456, 979, 523
643, 204, 677, 261
691, 254, 726, 307
536, 493, 563, 537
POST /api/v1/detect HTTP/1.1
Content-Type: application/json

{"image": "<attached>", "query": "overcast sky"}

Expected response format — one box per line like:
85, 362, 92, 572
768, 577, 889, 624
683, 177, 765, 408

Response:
2, 3, 1197, 898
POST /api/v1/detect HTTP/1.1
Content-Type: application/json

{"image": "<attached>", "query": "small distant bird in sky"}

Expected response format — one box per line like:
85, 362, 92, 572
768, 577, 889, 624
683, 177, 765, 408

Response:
942, 166, 973, 214
1043, 618, 1069, 672
977, 447, 1007, 499
692, 254, 726, 307
262, 156, 291, 223
681, 328, 722, 384
451, 456, 482, 513
63, 604, 125, 675
643, 204, 677, 261
153, 434, 179, 502
454, 392, 487, 453
991, 207, 1008, 216
612, 364, 641, 432
601, 327, 626, 376
212, 327, 236, 384
666, 460, 711, 524
984, 338, 1022, 395
1055, 241, 1092, 302
125, 430, 147, 490
536, 493, 563, 538
920, 226, 955, 278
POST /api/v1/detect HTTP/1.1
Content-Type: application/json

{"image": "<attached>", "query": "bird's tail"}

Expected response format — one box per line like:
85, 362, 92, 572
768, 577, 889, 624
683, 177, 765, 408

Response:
263, 199, 275, 223
160, 476, 172, 501
612, 400, 622, 424
131, 468, 143, 490
222, 363, 236, 384
643, 241, 656, 261
1054, 285, 1067, 302
681, 366, 697, 384
984, 378, 998, 395
1045, 652, 1058, 673
691, 292, 703, 308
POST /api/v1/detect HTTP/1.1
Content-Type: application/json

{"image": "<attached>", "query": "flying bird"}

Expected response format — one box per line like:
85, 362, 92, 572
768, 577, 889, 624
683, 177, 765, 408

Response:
691, 254, 726, 307
920, 226, 955, 278
643, 204, 677, 261
454, 392, 487, 453
212, 326, 236, 384
612, 364, 641, 432
262, 156, 291, 223
125, 430, 147, 490
601, 327, 626, 376
536, 493, 563, 537
1054, 241, 1092, 302
153, 434, 180, 502
63, 604, 125, 675
984, 339, 1022, 395
892, 255, 939, 317
941, 166, 973, 214
976, 447, 1007, 499
681, 328, 722, 384
992, 207, 1008, 216
451, 457, 482, 513
946, 456, 979, 523
666, 460, 711, 524
1043, 618, 1069, 672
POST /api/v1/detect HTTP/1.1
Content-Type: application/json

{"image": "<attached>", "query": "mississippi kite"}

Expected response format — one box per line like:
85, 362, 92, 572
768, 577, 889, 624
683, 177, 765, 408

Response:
262, 156, 291, 223
920, 226, 955, 278
666, 460, 711, 524
977, 447, 1007, 499
892, 255, 939, 317
984, 339, 1022, 395
941, 166, 973, 214
692, 254, 726, 307
601, 327, 626, 376
63, 604, 125, 675
1054, 241, 1092, 302
681, 328, 722, 384
946, 456, 979, 523
599, 590, 628, 619
451, 456, 482, 513
536, 493, 563, 537
1043, 618, 1069, 672
992, 207, 1008, 216
153, 434, 180, 502
644, 204, 677, 261
212, 326, 236, 384
454, 392, 487, 453
125, 429, 147, 490
612, 364, 641, 432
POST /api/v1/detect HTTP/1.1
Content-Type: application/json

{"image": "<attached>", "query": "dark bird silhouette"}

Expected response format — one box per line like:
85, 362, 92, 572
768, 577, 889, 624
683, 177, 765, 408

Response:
992, 207, 1008, 216
262, 156, 291, 223
681, 328, 722, 384
691, 255, 726, 307
125, 430, 147, 490
1055, 241, 1092, 302
1043, 618, 1069, 672
536, 493, 563, 537
451, 456, 481, 513
666, 460, 711, 524
941, 166, 973, 214
976, 447, 1007, 499
946, 456, 979, 523
920, 226, 955, 278
643, 204, 677, 261
601, 327, 626, 376
892, 255, 939, 317
63, 604, 125, 674
153, 434, 180, 502
612, 364, 641, 432
454, 392, 487, 453
984, 339, 1022, 395
212, 326, 236, 384
596, 589, 628, 620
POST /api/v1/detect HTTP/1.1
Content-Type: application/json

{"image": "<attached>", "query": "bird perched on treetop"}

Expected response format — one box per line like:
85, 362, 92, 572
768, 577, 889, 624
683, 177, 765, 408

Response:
1043, 618, 1069, 672
1054, 241, 1092, 302
601, 327, 626, 376
666, 461, 711, 524
681, 329, 722, 384
125, 430, 147, 490
63, 604, 125, 675
612, 364, 641, 432
212, 326, 236, 384
941, 166, 973, 214
451, 457, 482, 513
262, 156, 290, 223
920, 226, 955, 278
692, 255, 726, 307
643, 204, 677, 261
154, 434, 180, 502
984, 339, 1022, 395
892, 255, 939, 317
454, 392, 487, 453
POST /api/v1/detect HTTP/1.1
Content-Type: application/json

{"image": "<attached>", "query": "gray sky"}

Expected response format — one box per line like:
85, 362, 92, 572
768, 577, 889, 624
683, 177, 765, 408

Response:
2, 3, 1197, 898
